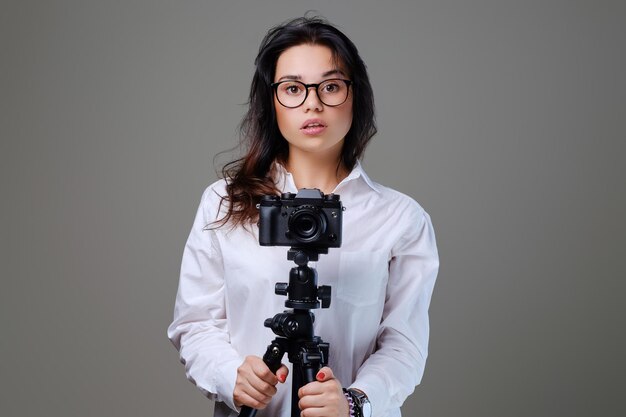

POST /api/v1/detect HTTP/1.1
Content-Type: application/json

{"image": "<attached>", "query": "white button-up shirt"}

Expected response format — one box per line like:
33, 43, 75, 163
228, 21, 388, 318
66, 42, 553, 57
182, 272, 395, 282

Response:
168, 162, 439, 417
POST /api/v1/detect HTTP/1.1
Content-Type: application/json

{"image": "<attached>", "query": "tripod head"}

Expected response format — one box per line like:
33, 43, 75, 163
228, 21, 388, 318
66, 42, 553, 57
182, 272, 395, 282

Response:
263, 247, 331, 339
278, 247, 331, 310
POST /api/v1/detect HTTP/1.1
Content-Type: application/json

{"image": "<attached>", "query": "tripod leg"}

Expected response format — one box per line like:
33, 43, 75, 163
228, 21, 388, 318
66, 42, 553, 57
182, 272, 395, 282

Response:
290, 344, 327, 417
291, 361, 305, 417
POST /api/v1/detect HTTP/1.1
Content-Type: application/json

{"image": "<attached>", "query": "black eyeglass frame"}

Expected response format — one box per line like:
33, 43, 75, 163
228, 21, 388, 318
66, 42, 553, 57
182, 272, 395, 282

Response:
270, 79, 353, 108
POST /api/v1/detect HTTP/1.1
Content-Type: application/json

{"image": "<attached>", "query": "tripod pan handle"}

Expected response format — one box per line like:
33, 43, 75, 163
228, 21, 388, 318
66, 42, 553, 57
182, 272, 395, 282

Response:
239, 343, 286, 417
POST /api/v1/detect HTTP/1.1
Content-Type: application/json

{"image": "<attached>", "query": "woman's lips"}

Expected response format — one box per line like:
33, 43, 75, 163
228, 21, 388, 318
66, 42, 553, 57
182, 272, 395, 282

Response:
301, 119, 327, 136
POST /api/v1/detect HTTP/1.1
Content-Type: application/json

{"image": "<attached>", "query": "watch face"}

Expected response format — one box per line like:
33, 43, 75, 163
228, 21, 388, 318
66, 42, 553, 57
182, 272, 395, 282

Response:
362, 402, 372, 417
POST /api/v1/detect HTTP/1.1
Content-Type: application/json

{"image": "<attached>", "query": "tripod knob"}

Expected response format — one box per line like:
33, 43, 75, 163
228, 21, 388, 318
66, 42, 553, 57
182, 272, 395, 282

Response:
317, 285, 331, 308
275, 282, 289, 296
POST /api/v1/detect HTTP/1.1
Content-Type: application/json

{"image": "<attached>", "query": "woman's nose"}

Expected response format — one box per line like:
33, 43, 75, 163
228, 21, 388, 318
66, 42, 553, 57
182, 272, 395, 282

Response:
302, 86, 324, 111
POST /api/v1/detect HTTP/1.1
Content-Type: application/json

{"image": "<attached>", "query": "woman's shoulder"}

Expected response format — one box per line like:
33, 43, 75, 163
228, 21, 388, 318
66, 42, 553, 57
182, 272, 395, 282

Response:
201, 178, 228, 198
356, 165, 428, 221
197, 178, 229, 220
369, 180, 429, 222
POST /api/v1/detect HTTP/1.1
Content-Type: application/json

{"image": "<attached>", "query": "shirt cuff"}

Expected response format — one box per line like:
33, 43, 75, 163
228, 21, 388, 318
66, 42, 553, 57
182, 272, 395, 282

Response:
351, 370, 390, 417
215, 356, 243, 412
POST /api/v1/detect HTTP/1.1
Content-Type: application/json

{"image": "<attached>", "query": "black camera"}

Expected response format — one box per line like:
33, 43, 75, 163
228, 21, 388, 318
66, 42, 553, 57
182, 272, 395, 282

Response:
258, 188, 343, 249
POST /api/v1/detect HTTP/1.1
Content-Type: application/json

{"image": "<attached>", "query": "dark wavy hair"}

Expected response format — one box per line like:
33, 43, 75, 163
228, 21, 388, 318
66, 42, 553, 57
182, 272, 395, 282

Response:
216, 16, 377, 228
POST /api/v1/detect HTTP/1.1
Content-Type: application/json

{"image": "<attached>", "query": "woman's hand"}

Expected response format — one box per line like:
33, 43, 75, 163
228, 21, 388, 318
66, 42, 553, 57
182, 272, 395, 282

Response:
298, 366, 350, 417
233, 355, 289, 409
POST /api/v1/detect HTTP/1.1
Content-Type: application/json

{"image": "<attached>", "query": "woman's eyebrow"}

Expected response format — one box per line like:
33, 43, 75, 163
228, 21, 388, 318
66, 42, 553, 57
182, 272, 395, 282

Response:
276, 74, 302, 82
276, 69, 346, 82
322, 69, 345, 78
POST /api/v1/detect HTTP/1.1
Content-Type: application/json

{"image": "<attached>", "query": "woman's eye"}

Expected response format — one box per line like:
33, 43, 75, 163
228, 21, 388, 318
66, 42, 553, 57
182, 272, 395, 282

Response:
322, 83, 340, 93
283, 84, 303, 95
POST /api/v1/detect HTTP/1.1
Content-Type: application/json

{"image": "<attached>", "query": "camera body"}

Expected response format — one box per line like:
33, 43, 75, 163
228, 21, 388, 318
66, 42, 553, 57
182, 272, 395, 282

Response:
259, 188, 343, 249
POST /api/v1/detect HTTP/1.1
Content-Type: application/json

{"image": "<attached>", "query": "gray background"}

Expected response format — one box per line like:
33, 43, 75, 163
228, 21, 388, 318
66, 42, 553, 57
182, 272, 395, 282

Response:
2, 0, 625, 416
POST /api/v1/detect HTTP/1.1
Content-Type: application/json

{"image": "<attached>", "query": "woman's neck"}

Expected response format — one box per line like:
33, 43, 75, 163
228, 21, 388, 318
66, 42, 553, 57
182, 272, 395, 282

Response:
284, 149, 349, 194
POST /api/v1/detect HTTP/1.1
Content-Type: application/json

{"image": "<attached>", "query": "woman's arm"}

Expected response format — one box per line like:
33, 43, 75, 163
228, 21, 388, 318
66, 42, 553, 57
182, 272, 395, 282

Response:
167, 186, 244, 410
351, 207, 439, 416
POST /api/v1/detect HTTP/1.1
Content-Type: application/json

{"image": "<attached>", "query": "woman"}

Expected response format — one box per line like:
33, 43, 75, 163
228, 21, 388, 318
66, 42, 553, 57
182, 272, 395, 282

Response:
168, 16, 439, 417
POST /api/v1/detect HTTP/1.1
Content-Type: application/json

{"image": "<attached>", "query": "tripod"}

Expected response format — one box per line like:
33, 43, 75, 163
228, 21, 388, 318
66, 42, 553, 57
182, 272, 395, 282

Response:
239, 247, 332, 417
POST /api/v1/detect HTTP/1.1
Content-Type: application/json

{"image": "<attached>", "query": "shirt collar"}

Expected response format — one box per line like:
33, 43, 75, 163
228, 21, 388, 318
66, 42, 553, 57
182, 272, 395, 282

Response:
273, 160, 381, 194
341, 160, 381, 193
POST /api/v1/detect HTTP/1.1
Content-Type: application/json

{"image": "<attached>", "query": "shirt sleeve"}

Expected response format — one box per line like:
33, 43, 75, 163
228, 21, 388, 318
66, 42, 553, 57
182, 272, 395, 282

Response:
167, 187, 243, 412
350, 206, 439, 416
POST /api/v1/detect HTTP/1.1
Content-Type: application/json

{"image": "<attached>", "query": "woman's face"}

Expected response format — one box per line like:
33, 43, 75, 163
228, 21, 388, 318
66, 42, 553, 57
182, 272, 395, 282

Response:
273, 44, 353, 161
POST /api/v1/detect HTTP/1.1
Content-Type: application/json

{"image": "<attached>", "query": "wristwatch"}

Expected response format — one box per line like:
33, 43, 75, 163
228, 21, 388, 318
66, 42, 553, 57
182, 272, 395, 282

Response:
347, 388, 372, 417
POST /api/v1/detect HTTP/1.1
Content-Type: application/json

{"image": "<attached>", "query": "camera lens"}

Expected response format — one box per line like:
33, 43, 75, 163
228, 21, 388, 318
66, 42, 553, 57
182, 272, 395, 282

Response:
288, 205, 327, 243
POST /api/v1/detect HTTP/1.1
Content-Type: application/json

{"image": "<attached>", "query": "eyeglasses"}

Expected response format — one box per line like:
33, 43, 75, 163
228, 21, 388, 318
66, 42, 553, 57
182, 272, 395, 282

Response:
271, 79, 352, 108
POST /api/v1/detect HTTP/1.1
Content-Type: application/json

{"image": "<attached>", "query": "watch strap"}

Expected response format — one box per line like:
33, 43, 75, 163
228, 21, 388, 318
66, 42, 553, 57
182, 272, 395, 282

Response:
342, 388, 357, 417
346, 388, 370, 417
